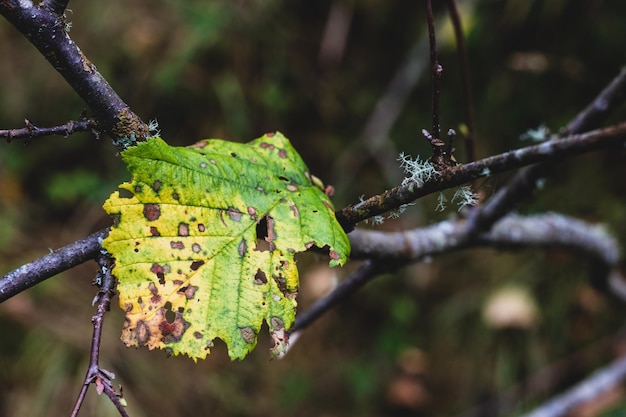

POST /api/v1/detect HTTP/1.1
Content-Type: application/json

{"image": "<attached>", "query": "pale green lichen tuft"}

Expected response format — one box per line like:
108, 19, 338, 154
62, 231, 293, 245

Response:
452, 185, 480, 211
397, 152, 437, 188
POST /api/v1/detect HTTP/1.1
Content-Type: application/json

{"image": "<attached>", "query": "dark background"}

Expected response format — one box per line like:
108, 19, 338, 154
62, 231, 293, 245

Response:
1, 1, 626, 416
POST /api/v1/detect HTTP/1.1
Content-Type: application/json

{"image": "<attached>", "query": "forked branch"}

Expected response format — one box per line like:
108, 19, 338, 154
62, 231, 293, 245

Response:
0, 0, 149, 147
70, 255, 128, 417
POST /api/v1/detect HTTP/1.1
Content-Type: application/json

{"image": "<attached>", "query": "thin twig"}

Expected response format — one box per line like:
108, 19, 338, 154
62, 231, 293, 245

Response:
0, 229, 108, 303
0, 118, 98, 144
336, 122, 626, 230
290, 260, 389, 334
285, 212, 623, 356
465, 67, 626, 235
0, 1, 148, 147
425, 0, 442, 140
564, 66, 626, 135
446, 0, 476, 162
70, 255, 129, 417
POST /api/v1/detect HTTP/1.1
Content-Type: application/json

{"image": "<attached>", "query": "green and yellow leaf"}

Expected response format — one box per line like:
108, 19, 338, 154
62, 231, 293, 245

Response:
102, 132, 349, 360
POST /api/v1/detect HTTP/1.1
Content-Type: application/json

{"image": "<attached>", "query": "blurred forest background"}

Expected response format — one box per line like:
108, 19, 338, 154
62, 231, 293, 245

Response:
1, 0, 626, 416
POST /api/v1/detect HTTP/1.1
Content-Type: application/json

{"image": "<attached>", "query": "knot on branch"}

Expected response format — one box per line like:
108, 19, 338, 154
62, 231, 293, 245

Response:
424, 128, 458, 172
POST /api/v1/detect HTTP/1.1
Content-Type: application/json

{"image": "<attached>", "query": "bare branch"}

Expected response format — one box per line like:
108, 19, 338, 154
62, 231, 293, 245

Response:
0, 117, 97, 143
285, 213, 622, 355
71, 255, 129, 417
349, 213, 620, 269
465, 67, 626, 235
565, 66, 626, 135
520, 355, 626, 417
425, 0, 442, 140
0, 229, 108, 303
446, 0, 476, 162
336, 122, 626, 229
0, 1, 149, 147
290, 260, 392, 335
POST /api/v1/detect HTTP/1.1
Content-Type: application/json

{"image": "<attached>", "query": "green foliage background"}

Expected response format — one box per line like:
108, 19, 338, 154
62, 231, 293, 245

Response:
1, 1, 626, 416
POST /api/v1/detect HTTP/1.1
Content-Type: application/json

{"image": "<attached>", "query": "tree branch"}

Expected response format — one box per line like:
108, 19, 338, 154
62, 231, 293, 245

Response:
446, 0, 476, 162
70, 255, 129, 417
465, 67, 626, 235
290, 260, 392, 334
284, 213, 623, 352
336, 122, 626, 230
0, 117, 97, 143
519, 354, 626, 417
2, 122, 625, 303
0, 229, 107, 303
0, 0, 149, 148
425, 0, 442, 140
349, 213, 620, 272
564, 66, 626, 135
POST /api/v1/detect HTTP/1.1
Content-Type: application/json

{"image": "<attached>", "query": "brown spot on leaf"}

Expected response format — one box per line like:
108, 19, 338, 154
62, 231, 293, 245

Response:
150, 263, 170, 285
152, 180, 161, 192
136, 321, 150, 346
200, 161, 208, 169
150, 226, 161, 237
240, 327, 256, 344
170, 241, 185, 250
192, 243, 201, 253
270, 316, 284, 330
278, 149, 287, 158
254, 269, 268, 285
198, 223, 206, 232
289, 203, 299, 217
148, 282, 158, 296
178, 222, 189, 237
190, 260, 204, 271
134, 185, 142, 193
247, 206, 257, 216
238, 239, 247, 257
226, 207, 243, 221
143, 204, 161, 221
173, 279, 184, 286
329, 250, 340, 260
323, 201, 333, 210
230, 152, 237, 157
194, 331, 203, 339
178, 285, 199, 299
305, 241, 315, 249
172, 192, 180, 200
286, 184, 298, 192
260, 142, 275, 150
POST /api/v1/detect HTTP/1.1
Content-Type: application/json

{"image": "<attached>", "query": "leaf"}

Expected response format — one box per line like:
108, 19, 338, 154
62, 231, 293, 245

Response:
102, 132, 350, 360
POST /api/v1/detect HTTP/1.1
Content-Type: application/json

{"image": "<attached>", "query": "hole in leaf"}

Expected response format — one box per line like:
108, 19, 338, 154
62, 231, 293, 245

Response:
164, 302, 175, 323
118, 188, 134, 199
254, 269, 268, 285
